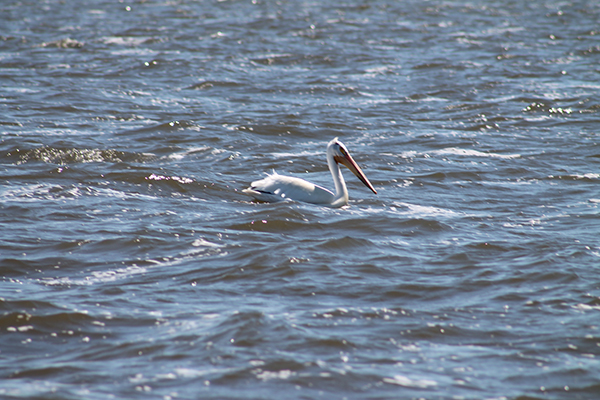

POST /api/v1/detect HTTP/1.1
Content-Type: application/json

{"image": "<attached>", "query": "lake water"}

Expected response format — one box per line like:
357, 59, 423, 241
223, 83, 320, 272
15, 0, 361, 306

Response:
1, 0, 599, 399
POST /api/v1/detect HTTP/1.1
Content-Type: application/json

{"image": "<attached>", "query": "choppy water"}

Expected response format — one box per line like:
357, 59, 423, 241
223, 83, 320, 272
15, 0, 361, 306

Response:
2, 0, 600, 399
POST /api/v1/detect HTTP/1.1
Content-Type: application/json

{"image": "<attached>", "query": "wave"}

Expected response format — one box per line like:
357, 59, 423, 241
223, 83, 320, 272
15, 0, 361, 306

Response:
5, 146, 156, 165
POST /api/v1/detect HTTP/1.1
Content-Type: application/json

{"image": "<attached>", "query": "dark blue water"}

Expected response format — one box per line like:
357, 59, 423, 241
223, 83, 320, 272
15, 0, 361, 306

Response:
2, 0, 600, 399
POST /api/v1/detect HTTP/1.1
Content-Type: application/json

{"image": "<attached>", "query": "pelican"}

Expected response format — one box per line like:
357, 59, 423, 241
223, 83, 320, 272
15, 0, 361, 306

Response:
243, 138, 377, 208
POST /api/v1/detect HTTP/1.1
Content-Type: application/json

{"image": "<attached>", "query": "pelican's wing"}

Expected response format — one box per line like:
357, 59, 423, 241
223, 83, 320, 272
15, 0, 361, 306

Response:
243, 172, 334, 205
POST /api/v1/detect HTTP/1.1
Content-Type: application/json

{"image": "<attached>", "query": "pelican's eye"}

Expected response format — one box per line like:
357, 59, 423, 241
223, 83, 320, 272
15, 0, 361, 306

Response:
339, 146, 348, 157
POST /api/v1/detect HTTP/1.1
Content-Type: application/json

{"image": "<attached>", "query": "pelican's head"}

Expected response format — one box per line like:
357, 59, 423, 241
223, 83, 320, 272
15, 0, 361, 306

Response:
328, 138, 377, 194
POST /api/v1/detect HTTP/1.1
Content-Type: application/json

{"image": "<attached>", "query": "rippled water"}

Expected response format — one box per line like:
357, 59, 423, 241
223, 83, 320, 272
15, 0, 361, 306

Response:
2, 0, 600, 399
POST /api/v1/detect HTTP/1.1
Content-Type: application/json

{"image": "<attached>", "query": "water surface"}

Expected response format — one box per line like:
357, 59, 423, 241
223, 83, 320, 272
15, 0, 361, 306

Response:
1, 0, 599, 399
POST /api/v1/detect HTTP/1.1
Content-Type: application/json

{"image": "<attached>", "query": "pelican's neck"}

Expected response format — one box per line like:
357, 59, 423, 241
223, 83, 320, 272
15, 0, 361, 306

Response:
327, 148, 348, 207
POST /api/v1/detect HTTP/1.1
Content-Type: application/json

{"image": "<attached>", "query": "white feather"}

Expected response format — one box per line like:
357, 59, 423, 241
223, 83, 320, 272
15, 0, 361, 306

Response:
243, 171, 335, 205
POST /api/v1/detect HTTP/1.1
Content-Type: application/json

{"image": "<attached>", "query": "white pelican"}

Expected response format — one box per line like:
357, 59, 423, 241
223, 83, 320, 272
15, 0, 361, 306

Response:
243, 138, 377, 208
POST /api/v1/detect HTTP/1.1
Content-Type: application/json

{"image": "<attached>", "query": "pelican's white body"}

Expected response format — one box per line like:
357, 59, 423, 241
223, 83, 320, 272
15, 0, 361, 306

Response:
243, 171, 346, 207
243, 138, 376, 208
